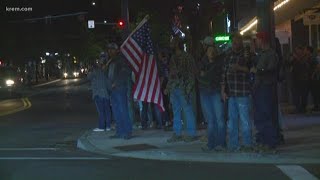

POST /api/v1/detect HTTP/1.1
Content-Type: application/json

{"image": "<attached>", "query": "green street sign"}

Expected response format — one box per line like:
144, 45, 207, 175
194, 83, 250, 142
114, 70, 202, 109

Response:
215, 36, 230, 42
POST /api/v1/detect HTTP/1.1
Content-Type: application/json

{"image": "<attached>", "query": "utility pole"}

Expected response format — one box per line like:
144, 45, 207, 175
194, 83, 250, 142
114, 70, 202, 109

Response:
121, 0, 130, 40
256, 0, 275, 48
256, 0, 282, 140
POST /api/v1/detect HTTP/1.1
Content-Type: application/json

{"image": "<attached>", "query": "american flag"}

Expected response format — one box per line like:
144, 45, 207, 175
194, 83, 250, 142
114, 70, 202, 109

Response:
120, 18, 164, 111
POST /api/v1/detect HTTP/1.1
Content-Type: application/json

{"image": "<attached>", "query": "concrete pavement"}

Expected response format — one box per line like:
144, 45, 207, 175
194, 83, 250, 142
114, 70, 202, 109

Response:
77, 114, 320, 164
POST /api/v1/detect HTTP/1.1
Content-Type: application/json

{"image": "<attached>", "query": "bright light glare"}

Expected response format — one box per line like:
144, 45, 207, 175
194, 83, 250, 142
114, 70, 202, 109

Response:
274, 0, 290, 11
64, 73, 68, 78
6, 79, 14, 86
73, 72, 79, 77
181, 32, 186, 38
240, 19, 258, 35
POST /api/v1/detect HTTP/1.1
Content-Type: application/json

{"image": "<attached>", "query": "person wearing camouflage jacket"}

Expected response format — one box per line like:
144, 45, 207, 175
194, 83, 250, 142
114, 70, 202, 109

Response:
166, 37, 197, 143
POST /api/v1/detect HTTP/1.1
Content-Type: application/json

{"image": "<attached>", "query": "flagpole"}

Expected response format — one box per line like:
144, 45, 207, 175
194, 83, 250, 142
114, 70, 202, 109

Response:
121, 15, 150, 48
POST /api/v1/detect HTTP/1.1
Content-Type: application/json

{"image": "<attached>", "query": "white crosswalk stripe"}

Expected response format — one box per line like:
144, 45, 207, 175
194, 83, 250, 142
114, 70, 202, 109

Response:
277, 165, 319, 180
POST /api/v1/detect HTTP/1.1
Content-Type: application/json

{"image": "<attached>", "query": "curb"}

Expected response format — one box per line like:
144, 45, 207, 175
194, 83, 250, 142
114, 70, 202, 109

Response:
77, 131, 320, 164
77, 131, 111, 156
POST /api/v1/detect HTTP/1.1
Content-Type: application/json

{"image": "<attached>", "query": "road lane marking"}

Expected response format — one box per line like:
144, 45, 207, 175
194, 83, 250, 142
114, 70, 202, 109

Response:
0, 98, 29, 116
33, 79, 61, 87
24, 97, 32, 108
0, 98, 31, 116
0, 148, 58, 151
22, 98, 27, 107
277, 165, 318, 180
0, 157, 110, 160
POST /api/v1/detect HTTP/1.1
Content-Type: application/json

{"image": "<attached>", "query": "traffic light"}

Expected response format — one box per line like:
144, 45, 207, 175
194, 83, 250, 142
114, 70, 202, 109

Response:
117, 20, 125, 28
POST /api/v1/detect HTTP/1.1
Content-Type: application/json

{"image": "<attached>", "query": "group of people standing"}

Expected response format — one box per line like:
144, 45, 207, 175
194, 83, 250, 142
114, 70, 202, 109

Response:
88, 32, 289, 152
166, 32, 283, 152
290, 45, 320, 113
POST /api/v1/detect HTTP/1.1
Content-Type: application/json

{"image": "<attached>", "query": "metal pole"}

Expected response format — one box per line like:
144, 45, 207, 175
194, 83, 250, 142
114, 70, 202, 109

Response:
233, 0, 238, 31
121, 0, 130, 39
256, 0, 274, 46
309, 24, 312, 46
317, 24, 319, 49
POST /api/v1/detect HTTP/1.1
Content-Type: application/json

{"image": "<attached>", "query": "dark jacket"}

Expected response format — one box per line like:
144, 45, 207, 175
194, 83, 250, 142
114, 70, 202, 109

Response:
255, 49, 279, 85
198, 54, 225, 90
107, 54, 131, 90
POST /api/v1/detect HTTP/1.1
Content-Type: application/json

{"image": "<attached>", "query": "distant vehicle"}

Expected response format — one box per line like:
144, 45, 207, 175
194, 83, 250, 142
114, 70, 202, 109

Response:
0, 67, 24, 92
62, 67, 80, 79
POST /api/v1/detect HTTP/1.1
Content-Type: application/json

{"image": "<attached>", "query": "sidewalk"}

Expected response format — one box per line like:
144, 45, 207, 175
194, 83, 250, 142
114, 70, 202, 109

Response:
77, 114, 320, 164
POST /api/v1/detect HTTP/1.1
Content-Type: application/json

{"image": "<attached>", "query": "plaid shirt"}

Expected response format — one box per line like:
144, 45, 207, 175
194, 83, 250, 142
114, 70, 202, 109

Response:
221, 50, 251, 97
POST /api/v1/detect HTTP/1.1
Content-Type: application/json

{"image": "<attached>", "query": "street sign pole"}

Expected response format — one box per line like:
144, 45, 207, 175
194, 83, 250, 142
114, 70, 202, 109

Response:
121, 0, 130, 40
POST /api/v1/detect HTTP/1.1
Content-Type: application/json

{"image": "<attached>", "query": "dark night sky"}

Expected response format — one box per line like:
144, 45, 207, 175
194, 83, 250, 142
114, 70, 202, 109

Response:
1, 0, 175, 22
0, 0, 178, 64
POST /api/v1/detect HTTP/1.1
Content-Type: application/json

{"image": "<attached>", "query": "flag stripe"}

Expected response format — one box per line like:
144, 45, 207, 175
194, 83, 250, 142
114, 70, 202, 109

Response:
121, 45, 139, 73
146, 57, 156, 102
148, 60, 158, 102
140, 55, 153, 101
134, 55, 147, 100
152, 76, 160, 103
128, 39, 143, 61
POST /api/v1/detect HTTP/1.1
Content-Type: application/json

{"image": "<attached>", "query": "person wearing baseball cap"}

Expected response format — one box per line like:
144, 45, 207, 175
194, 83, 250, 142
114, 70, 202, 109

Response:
221, 31, 253, 152
253, 31, 283, 150
106, 42, 133, 139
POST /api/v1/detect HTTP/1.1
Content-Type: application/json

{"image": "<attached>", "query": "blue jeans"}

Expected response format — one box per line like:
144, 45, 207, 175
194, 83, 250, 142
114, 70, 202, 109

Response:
94, 96, 111, 129
253, 84, 279, 147
227, 96, 252, 150
200, 89, 226, 149
153, 104, 168, 128
170, 88, 196, 136
111, 88, 132, 137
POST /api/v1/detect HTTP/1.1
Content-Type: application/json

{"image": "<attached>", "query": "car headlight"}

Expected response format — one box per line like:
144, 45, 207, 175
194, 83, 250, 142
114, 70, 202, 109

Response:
64, 73, 68, 78
6, 79, 15, 86
73, 72, 79, 77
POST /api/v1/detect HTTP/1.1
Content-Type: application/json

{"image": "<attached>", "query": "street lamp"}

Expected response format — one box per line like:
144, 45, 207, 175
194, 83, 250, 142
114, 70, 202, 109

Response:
92, 1, 96, 6
45, 52, 50, 56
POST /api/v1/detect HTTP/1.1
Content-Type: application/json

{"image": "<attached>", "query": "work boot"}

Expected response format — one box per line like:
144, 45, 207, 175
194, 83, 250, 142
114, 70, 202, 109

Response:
183, 136, 198, 142
167, 134, 183, 143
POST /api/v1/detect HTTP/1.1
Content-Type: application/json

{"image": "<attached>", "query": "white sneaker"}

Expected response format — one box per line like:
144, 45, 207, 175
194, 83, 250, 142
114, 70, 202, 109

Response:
106, 128, 111, 131
93, 128, 105, 132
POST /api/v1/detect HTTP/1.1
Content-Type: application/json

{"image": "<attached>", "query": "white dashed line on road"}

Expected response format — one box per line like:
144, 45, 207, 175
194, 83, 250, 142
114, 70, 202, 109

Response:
0, 157, 110, 160
277, 165, 319, 180
0, 148, 58, 151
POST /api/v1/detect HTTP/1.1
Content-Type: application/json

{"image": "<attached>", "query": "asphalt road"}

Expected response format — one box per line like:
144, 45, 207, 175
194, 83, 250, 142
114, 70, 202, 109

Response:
0, 79, 319, 180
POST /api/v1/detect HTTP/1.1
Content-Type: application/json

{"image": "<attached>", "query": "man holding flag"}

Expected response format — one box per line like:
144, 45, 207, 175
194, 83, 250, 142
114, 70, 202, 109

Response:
107, 43, 133, 139
120, 16, 165, 120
